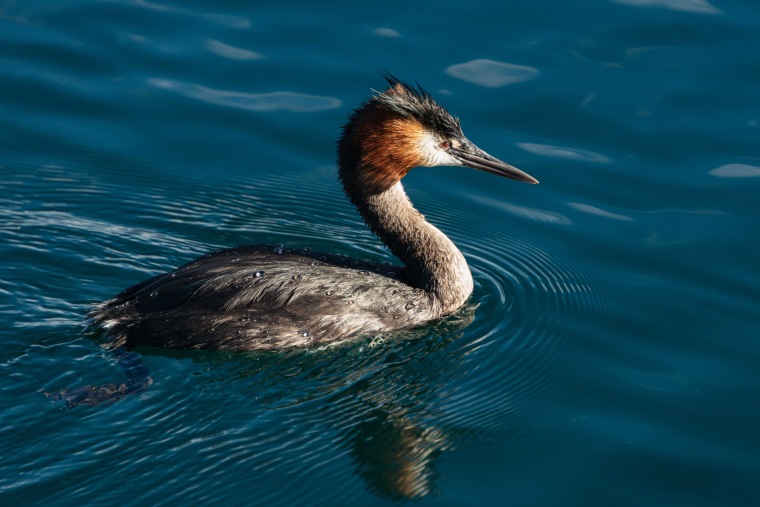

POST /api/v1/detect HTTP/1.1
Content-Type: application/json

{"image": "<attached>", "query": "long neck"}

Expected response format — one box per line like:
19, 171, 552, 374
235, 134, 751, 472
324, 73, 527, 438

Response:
342, 179, 473, 316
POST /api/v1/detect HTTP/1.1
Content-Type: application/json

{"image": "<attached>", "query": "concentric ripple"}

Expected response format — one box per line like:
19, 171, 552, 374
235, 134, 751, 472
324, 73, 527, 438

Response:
401, 185, 625, 442
3, 157, 621, 504
2, 155, 630, 503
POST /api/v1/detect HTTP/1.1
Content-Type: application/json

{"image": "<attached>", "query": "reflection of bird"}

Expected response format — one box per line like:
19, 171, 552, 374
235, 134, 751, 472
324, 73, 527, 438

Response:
351, 409, 447, 500
92, 74, 538, 351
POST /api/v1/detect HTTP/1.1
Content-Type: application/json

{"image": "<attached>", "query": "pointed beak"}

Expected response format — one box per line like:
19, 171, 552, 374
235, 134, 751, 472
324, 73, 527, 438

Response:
450, 141, 538, 184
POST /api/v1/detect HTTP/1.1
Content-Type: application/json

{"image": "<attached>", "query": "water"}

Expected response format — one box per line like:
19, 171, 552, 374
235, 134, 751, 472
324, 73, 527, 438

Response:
1, 0, 759, 505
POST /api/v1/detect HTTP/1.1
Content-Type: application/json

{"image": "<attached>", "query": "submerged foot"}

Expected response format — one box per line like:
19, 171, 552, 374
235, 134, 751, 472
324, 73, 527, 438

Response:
46, 347, 153, 408
46, 377, 153, 407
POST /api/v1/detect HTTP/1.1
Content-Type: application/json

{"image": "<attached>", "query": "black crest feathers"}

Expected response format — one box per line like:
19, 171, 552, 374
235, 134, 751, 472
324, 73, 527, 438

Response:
372, 72, 462, 138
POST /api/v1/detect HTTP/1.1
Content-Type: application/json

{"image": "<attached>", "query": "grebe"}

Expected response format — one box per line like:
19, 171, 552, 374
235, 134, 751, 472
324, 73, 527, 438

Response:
92, 75, 537, 351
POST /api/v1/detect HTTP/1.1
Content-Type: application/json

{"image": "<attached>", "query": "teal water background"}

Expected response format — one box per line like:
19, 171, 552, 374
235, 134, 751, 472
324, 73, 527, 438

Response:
2, 0, 760, 505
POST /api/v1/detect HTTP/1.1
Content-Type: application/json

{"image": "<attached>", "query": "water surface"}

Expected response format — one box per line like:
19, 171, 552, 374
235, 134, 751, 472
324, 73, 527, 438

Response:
1, 0, 759, 505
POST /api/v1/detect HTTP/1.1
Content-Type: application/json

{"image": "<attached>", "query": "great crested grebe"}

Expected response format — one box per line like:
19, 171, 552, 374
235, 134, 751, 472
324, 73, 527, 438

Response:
92, 75, 538, 351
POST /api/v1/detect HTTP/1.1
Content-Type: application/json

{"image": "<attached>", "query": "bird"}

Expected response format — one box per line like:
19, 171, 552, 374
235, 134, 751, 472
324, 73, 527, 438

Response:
91, 74, 538, 351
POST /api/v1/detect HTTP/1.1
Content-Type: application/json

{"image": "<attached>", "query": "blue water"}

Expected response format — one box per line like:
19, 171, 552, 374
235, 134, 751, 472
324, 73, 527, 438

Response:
2, 0, 759, 505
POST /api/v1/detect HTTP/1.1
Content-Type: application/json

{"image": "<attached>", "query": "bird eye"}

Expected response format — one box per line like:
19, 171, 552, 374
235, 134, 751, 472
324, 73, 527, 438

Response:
439, 140, 451, 150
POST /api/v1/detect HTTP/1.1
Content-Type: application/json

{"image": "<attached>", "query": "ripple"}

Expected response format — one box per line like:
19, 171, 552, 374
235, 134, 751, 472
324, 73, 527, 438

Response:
407, 188, 623, 440
611, 0, 720, 15
610, 365, 689, 392
373, 28, 401, 38
445, 59, 539, 88
205, 39, 263, 60
468, 194, 572, 224
148, 79, 342, 113
568, 202, 635, 222
709, 163, 760, 178
517, 142, 612, 163
133, 0, 252, 27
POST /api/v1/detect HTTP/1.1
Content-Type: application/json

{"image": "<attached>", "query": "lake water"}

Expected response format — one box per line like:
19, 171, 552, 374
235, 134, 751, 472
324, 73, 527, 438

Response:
2, 0, 759, 505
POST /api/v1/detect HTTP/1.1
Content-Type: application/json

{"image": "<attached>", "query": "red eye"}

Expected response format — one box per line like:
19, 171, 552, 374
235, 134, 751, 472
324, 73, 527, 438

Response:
440, 140, 451, 150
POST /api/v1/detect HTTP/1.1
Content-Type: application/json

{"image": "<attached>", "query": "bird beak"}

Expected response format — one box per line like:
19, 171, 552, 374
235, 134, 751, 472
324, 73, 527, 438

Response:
450, 141, 538, 184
